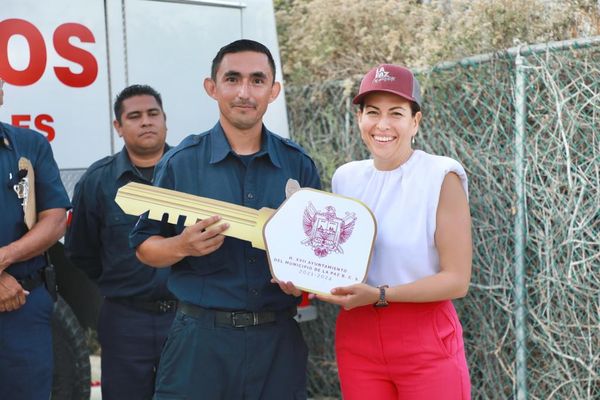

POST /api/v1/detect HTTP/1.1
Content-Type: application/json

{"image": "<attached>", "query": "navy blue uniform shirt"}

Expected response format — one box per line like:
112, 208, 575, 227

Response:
65, 146, 173, 300
0, 122, 70, 279
130, 123, 321, 311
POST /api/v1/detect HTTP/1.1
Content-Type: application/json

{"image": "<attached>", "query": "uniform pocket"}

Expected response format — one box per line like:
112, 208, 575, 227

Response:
103, 212, 138, 253
155, 314, 196, 396
186, 246, 231, 276
105, 212, 138, 232
168, 313, 194, 337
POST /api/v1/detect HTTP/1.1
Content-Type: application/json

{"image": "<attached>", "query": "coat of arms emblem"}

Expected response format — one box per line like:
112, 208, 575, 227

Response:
302, 202, 357, 257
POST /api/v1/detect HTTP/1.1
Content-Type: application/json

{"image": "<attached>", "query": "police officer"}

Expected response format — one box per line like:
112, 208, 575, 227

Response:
65, 85, 175, 399
130, 40, 321, 399
0, 77, 71, 399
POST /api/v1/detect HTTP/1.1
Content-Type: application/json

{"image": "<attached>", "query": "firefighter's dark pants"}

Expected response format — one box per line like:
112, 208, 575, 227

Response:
0, 286, 53, 399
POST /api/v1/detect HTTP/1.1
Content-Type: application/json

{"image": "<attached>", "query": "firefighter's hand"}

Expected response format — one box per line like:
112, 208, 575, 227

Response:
271, 278, 302, 297
0, 272, 28, 312
315, 283, 379, 310
0, 246, 12, 270
179, 215, 229, 257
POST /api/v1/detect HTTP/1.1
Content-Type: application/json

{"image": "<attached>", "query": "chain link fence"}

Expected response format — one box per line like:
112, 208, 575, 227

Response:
288, 37, 600, 400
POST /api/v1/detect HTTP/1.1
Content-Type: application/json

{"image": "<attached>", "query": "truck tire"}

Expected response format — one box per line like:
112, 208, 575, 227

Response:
51, 295, 91, 400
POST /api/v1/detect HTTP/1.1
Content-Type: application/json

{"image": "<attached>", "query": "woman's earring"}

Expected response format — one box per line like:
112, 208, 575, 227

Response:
411, 136, 416, 145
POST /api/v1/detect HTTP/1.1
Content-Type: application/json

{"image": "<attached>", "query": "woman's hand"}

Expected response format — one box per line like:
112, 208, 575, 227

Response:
315, 283, 379, 310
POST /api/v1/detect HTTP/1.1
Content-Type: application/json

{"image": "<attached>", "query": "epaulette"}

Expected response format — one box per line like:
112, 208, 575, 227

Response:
272, 133, 310, 156
81, 155, 116, 177
161, 132, 208, 162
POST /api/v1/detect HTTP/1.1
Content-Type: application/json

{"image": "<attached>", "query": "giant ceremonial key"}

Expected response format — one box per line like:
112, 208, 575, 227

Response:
115, 182, 376, 294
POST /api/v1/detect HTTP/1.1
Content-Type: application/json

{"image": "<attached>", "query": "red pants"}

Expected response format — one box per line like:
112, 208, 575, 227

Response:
335, 300, 471, 400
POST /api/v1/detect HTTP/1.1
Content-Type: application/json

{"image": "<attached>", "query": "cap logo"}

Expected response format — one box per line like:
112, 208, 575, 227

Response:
373, 67, 395, 83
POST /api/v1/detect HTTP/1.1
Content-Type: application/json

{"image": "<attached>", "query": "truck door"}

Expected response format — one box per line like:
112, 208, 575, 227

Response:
114, 0, 242, 146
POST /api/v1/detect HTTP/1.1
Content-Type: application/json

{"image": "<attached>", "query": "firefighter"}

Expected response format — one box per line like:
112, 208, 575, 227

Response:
130, 40, 321, 399
65, 84, 174, 399
0, 77, 71, 399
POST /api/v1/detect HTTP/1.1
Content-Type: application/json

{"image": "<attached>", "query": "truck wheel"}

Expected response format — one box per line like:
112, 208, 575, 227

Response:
51, 295, 91, 400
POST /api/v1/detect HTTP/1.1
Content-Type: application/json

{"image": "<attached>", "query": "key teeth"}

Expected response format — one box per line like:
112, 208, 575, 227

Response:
252, 237, 266, 251
146, 210, 194, 226
183, 215, 196, 227
167, 213, 179, 225
147, 209, 164, 221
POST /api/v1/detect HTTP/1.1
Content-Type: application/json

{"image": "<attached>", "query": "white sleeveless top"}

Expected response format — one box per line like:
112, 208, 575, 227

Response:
331, 150, 468, 287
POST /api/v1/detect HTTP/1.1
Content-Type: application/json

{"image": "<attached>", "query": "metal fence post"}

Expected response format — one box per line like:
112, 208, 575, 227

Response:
344, 96, 351, 150
513, 52, 528, 400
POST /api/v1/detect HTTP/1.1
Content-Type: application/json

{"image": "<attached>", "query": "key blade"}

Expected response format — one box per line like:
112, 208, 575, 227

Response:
115, 182, 275, 249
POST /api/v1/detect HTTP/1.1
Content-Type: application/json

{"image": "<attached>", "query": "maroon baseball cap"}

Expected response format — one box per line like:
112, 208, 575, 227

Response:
352, 64, 422, 108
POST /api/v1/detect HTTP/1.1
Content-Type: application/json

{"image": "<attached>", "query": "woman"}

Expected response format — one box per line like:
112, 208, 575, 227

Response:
318, 64, 472, 399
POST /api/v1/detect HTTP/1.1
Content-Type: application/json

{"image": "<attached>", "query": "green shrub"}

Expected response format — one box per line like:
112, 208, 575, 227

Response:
276, 0, 599, 84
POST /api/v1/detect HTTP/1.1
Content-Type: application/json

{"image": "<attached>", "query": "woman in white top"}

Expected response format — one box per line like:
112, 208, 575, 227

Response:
317, 64, 472, 399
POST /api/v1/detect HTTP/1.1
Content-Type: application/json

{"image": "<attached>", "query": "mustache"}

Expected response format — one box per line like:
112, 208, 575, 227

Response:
232, 100, 256, 108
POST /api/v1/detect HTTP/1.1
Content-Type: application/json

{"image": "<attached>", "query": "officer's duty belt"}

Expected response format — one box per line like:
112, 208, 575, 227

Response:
178, 302, 297, 328
108, 297, 178, 314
